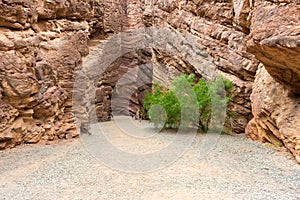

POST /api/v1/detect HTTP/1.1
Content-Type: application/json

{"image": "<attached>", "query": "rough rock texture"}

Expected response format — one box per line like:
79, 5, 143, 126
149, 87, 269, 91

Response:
0, 0, 154, 148
95, 49, 152, 120
0, 0, 99, 148
0, 0, 299, 164
140, 0, 300, 162
92, 0, 153, 119
141, 0, 259, 133
247, 0, 300, 94
88, 0, 258, 131
246, 1, 300, 163
246, 65, 300, 163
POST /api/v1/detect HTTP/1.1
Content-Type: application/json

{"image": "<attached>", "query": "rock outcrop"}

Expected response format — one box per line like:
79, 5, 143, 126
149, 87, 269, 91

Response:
246, 65, 300, 163
141, 0, 259, 133
0, 0, 97, 148
246, 1, 300, 163
247, 0, 300, 94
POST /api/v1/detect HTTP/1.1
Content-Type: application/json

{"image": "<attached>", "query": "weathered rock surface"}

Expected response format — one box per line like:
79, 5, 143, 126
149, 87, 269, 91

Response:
0, 0, 95, 148
246, 1, 300, 163
0, 0, 299, 164
247, 1, 300, 94
246, 65, 300, 163
141, 0, 259, 133
92, 0, 152, 119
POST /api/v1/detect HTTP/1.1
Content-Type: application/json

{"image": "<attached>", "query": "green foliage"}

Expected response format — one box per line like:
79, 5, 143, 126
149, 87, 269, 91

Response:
143, 74, 235, 133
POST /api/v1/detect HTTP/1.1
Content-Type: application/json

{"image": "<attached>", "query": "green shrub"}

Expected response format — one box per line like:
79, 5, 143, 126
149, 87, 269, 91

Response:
143, 74, 234, 133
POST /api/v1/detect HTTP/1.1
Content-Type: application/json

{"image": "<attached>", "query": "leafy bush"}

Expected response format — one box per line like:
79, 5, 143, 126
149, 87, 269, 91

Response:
143, 74, 234, 133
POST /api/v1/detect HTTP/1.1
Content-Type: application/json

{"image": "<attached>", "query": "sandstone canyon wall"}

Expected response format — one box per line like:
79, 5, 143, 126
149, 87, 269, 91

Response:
0, 0, 299, 163
0, 0, 103, 148
246, 1, 300, 163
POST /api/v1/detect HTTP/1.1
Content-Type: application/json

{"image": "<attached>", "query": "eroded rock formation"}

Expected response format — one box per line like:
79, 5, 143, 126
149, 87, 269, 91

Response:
247, 0, 300, 94
246, 65, 300, 163
0, 0, 299, 164
141, 0, 259, 133
245, 0, 300, 163
0, 0, 101, 148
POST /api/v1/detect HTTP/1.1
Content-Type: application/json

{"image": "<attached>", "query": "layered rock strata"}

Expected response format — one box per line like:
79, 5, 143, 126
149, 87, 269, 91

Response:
141, 0, 259, 133
246, 0, 300, 163
0, 0, 104, 148
0, 0, 299, 164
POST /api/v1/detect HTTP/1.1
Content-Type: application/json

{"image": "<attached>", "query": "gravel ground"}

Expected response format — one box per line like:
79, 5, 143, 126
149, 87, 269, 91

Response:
1, 118, 300, 200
